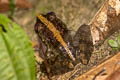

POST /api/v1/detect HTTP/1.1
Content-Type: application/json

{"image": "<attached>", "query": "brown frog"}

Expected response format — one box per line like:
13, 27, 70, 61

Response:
35, 12, 75, 76
34, 12, 93, 78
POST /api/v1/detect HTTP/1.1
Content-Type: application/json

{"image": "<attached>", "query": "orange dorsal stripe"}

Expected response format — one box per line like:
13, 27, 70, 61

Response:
37, 14, 75, 61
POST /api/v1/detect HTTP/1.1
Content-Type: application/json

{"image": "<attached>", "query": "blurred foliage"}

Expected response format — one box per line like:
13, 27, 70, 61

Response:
0, 14, 35, 80
9, 0, 15, 18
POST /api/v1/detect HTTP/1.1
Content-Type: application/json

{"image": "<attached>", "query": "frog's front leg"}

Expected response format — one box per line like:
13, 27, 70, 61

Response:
37, 37, 52, 79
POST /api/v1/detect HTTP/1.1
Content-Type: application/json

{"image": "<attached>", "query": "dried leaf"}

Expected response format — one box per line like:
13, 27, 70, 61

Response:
0, 0, 32, 12
75, 52, 120, 80
90, 0, 120, 45
105, 68, 120, 80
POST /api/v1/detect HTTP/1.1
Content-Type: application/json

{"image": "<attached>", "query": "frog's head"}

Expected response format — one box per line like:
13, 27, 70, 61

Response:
46, 12, 56, 21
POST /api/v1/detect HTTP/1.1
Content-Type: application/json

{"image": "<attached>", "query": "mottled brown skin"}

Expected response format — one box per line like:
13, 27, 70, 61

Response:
35, 12, 68, 48
72, 24, 93, 64
34, 12, 93, 77
35, 12, 74, 77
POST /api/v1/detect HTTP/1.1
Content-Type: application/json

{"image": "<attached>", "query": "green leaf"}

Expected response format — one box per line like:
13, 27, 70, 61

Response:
113, 47, 119, 51
0, 14, 35, 80
108, 39, 119, 48
117, 34, 120, 45
9, 0, 15, 17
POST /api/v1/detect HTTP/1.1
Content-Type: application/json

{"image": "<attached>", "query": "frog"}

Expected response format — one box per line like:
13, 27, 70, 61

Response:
35, 12, 75, 76
34, 12, 93, 78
